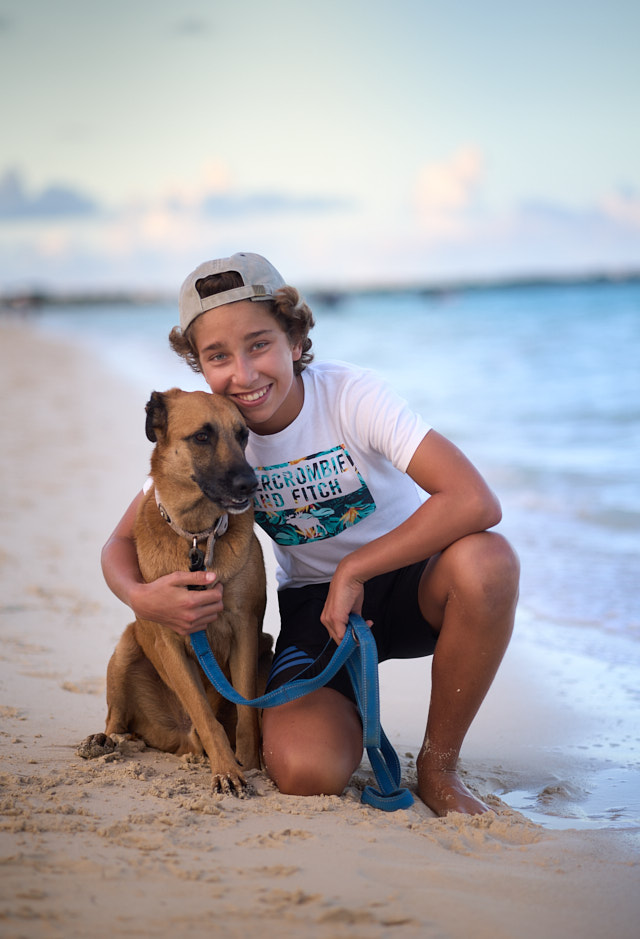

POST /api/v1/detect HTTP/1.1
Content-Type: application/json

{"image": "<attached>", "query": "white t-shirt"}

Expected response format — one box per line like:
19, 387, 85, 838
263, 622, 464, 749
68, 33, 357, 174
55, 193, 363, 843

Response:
247, 360, 431, 589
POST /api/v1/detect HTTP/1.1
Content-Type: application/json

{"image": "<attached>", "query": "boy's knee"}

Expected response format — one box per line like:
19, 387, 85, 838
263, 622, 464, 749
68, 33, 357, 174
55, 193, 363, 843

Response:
451, 532, 520, 604
265, 747, 351, 797
480, 532, 519, 585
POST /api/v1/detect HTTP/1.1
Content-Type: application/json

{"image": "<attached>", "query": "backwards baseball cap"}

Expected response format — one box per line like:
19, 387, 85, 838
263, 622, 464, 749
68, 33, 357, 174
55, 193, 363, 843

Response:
178, 252, 286, 332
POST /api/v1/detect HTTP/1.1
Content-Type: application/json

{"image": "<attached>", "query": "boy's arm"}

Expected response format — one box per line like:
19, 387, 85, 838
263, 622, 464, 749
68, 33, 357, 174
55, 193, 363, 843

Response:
101, 491, 225, 636
320, 430, 501, 642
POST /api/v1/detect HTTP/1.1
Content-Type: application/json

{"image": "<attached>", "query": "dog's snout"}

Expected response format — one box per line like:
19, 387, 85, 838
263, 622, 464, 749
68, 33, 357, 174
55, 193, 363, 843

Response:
230, 468, 258, 497
191, 436, 258, 511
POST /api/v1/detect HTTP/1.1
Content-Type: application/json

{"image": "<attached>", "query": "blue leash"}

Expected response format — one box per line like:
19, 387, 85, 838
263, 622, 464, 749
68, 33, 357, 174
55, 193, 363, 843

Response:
190, 614, 414, 812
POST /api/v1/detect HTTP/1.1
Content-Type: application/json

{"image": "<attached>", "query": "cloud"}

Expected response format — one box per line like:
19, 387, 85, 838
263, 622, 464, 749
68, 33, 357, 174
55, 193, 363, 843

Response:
510, 196, 640, 243
0, 167, 356, 292
201, 190, 353, 218
164, 161, 233, 209
1, 158, 639, 293
0, 169, 99, 220
0, 164, 350, 230
414, 147, 484, 226
599, 188, 640, 229
157, 160, 352, 218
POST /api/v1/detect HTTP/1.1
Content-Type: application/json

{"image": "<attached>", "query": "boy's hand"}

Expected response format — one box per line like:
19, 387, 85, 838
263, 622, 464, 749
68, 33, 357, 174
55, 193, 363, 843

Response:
320, 566, 370, 644
129, 572, 224, 636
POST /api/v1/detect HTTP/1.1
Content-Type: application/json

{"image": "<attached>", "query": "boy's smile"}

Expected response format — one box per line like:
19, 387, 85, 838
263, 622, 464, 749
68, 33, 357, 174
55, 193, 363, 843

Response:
191, 300, 304, 436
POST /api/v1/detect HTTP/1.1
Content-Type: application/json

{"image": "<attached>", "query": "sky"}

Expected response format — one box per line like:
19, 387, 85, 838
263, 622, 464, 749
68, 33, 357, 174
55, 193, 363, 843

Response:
1, 0, 639, 292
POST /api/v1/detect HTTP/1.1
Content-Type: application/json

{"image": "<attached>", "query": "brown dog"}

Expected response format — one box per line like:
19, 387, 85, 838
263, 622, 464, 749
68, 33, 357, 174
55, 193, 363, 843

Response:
81, 388, 270, 793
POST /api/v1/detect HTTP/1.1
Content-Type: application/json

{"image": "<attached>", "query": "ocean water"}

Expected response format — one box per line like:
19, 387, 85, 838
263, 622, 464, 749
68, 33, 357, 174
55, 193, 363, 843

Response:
20, 278, 640, 829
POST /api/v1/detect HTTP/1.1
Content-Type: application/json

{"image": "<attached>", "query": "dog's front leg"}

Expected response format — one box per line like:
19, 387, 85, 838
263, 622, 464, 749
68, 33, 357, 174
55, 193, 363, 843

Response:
227, 620, 261, 771
151, 638, 249, 794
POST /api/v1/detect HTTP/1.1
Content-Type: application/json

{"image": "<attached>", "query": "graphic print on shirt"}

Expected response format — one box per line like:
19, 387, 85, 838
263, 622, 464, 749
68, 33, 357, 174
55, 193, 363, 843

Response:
253, 444, 376, 545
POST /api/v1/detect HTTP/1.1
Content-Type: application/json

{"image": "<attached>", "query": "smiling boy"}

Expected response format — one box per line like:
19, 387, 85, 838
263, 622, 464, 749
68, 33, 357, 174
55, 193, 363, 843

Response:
102, 252, 519, 816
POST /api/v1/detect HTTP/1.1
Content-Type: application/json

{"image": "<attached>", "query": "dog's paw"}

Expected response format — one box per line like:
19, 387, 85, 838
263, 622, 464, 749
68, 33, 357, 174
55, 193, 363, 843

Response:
76, 732, 117, 760
211, 770, 249, 798
110, 733, 146, 754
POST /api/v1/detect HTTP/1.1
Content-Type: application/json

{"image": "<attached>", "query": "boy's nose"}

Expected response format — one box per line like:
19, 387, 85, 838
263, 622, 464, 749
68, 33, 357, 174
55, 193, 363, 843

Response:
234, 354, 259, 386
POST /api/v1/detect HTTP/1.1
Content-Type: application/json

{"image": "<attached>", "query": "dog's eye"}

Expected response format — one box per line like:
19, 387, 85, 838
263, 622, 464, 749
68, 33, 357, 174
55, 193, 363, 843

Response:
194, 432, 209, 443
236, 426, 249, 447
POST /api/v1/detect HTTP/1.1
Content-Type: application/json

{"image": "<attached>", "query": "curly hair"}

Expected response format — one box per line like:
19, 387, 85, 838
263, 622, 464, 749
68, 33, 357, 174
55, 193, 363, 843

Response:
168, 270, 315, 376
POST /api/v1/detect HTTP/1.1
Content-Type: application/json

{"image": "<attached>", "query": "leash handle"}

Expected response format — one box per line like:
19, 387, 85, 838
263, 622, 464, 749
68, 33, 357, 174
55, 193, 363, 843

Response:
344, 627, 414, 811
190, 614, 414, 812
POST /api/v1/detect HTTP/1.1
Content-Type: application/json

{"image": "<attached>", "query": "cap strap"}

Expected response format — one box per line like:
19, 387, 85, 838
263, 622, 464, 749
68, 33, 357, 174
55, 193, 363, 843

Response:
199, 284, 271, 313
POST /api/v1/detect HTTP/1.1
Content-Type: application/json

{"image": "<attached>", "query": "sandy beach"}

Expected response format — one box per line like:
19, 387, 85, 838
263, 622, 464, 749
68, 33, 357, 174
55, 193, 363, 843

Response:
1, 317, 638, 939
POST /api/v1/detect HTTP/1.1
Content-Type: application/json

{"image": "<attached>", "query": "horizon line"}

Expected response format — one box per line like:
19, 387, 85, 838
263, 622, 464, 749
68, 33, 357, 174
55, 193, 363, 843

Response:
1, 266, 639, 310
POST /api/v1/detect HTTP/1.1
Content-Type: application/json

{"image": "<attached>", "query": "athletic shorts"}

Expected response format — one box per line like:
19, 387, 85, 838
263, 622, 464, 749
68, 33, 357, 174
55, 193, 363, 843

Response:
265, 560, 438, 704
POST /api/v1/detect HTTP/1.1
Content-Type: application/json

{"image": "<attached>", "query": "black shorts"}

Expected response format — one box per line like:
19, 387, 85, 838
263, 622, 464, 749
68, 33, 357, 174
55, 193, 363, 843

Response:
265, 561, 438, 704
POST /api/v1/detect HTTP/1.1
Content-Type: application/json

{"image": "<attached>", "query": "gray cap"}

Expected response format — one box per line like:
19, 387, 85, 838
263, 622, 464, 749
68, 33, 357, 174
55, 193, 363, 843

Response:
178, 252, 286, 331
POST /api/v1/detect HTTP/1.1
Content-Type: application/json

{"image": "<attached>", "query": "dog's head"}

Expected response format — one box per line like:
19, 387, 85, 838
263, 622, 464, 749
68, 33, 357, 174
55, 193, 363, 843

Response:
145, 389, 257, 515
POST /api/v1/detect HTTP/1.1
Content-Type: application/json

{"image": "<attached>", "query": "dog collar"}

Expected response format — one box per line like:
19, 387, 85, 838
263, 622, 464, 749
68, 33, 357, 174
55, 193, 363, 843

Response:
154, 487, 229, 569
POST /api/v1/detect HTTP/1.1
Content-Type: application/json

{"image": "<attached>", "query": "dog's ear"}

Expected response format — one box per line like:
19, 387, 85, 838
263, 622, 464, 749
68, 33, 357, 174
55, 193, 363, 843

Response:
145, 391, 168, 443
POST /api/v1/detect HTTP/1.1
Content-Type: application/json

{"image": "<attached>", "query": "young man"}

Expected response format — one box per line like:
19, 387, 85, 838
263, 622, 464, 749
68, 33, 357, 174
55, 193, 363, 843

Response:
102, 252, 519, 816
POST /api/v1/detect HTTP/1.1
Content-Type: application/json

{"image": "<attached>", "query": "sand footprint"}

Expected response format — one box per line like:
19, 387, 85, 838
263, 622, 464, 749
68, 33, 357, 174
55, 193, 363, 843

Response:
237, 828, 315, 848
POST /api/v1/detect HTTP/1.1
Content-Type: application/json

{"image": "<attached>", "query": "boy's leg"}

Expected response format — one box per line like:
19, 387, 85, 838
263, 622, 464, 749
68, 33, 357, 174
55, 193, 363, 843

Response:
416, 531, 519, 815
261, 688, 363, 795
261, 530, 518, 811
261, 582, 363, 796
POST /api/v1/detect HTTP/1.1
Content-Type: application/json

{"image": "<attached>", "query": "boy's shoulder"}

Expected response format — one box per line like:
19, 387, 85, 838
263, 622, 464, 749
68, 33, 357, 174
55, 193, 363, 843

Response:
305, 358, 377, 386
305, 359, 399, 402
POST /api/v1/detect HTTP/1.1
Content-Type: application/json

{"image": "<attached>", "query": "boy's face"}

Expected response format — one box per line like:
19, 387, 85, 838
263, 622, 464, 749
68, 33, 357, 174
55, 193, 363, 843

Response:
191, 299, 303, 436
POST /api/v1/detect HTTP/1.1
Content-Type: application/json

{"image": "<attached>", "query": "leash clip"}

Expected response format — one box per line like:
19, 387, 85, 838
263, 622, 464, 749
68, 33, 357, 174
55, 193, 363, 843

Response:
189, 539, 206, 572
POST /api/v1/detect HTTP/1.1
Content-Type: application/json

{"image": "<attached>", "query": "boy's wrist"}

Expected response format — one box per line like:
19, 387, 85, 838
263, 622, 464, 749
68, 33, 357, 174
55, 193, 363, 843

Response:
127, 578, 147, 613
336, 552, 366, 588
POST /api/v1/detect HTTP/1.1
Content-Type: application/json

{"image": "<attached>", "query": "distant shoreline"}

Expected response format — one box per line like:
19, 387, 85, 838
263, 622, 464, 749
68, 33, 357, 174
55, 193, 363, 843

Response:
1, 267, 639, 312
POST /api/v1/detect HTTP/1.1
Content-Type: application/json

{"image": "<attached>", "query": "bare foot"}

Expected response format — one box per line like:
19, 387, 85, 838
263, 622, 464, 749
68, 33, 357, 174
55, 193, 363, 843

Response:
417, 765, 489, 816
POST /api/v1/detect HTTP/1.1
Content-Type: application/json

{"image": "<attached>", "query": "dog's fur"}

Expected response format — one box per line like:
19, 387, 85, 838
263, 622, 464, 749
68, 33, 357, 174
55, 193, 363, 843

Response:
85, 388, 270, 793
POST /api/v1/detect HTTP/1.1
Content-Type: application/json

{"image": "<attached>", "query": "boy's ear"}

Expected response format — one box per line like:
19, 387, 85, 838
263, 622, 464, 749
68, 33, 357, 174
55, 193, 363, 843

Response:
144, 391, 168, 443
